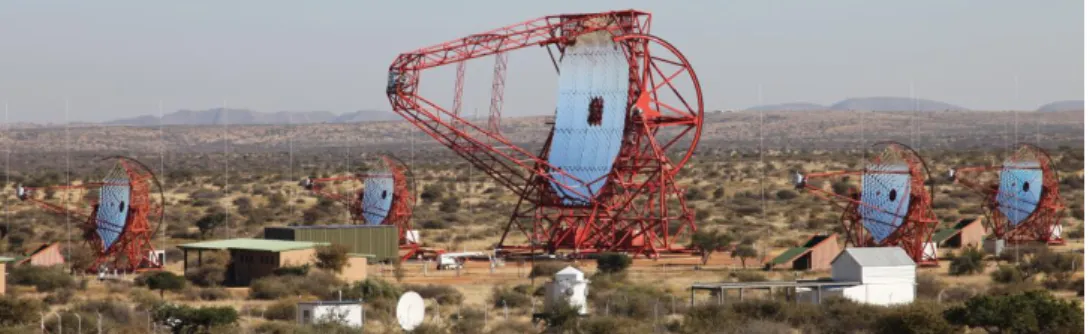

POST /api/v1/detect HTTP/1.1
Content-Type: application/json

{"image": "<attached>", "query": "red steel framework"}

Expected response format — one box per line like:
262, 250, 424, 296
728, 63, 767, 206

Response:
948, 143, 1065, 245
302, 155, 438, 260
794, 142, 939, 265
16, 156, 163, 272
386, 10, 704, 257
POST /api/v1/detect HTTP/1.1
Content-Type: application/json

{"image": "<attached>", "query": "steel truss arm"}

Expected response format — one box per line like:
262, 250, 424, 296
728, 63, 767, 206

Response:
388, 10, 653, 203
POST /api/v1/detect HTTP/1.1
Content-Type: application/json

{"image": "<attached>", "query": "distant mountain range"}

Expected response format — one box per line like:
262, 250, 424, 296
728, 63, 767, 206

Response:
743, 102, 827, 112
745, 97, 969, 112
1036, 100, 1084, 112
106, 108, 402, 126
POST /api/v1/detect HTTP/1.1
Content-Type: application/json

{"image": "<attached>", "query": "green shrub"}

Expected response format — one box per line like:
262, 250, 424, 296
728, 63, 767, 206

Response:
153, 304, 239, 333
406, 284, 464, 306
137, 271, 186, 297
264, 299, 297, 321
44, 288, 74, 305
314, 244, 349, 273
7, 265, 75, 292
490, 286, 531, 309
273, 264, 310, 277
0, 295, 45, 327
991, 264, 1028, 284
944, 290, 1083, 333
873, 302, 957, 334
529, 262, 571, 278
594, 253, 631, 274
948, 248, 985, 276
129, 289, 163, 310
343, 277, 402, 302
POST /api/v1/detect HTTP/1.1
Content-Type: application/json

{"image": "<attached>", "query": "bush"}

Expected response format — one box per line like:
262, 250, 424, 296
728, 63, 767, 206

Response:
774, 189, 798, 200
136, 271, 186, 297
873, 302, 957, 334
594, 253, 631, 274
529, 262, 570, 278
490, 286, 531, 309
129, 289, 163, 310
1019, 248, 1081, 276
153, 304, 239, 333
264, 299, 297, 321
449, 309, 486, 334
948, 248, 986, 276
314, 244, 349, 273
343, 278, 402, 302
916, 274, 945, 299
273, 264, 310, 277
44, 288, 75, 305
250, 276, 298, 300
944, 290, 1083, 333
407, 284, 464, 306
0, 295, 46, 327
7, 265, 75, 292
991, 264, 1028, 284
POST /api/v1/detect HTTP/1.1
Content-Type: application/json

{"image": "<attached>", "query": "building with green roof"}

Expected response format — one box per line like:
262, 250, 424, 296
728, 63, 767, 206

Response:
765, 234, 840, 271
0, 256, 15, 295
932, 217, 985, 249
177, 238, 368, 286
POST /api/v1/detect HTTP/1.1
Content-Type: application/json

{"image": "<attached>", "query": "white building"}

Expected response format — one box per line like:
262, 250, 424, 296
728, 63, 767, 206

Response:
544, 266, 590, 314
799, 247, 917, 306
297, 301, 364, 327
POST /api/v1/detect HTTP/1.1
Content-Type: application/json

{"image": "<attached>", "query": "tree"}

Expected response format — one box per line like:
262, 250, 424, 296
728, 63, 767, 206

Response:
139, 271, 187, 298
948, 247, 986, 276
314, 244, 349, 273
195, 212, 227, 239
690, 230, 733, 266
65, 244, 96, 274
731, 244, 758, 269
944, 290, 1083, 334
595, 252, 631, 274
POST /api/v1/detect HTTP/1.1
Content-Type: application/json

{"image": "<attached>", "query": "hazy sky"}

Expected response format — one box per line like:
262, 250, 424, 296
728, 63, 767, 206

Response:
0, 1, 1082, 122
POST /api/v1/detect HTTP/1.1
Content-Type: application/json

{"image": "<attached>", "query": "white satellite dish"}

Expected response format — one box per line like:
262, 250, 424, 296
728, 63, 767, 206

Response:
396, 291, 425, 331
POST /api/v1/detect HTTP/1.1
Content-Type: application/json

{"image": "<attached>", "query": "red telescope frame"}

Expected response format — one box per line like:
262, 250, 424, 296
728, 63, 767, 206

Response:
793, 142, 938, 265
302, 155, 441, 260
16, 156, 163, 272
387, 10, 704, 257
948, 143, 1065, 245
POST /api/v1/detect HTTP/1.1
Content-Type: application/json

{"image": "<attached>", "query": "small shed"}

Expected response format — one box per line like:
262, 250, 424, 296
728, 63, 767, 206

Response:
765, 234, 840, 271
0, 257, 14, 295
297, 300, 363, 327
16, 242, 65, 267
932, 217, 985, 249
824, 247, 916, 306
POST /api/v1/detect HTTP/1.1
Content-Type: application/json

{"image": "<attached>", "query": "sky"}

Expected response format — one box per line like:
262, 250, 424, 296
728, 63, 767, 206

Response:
0, 1, 1082, 123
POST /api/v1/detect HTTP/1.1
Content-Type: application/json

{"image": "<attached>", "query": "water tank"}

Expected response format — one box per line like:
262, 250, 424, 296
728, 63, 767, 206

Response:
544, 266, 589, 315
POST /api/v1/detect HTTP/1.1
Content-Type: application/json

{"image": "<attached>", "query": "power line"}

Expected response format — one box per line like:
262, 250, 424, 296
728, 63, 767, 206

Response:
159, 100, 166, 260
4, 102, 8, 242
222, 102, 230, 239
65, 98, 71, 265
